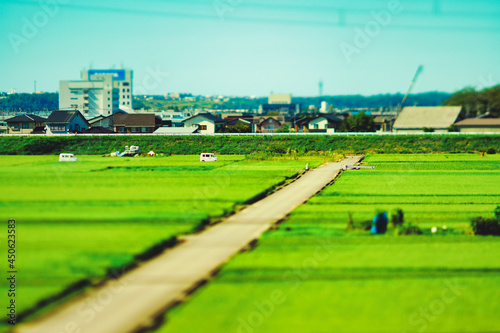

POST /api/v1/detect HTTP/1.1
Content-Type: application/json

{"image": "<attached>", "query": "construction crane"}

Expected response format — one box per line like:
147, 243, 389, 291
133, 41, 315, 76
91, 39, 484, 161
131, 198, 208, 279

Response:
399, 65, 423, 115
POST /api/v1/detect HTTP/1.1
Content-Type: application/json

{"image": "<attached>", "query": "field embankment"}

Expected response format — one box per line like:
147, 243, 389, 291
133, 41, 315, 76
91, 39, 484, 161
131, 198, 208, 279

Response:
0, 134, 499, 155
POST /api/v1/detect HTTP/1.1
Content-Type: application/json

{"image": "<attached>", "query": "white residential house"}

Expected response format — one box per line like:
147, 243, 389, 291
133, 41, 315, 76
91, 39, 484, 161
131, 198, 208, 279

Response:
308, 115, 343, 132
182, 113, 225, 134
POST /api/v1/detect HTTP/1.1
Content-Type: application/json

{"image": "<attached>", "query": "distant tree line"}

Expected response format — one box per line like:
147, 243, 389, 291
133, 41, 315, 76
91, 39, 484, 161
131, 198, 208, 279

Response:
216, 92, 451, 110
5, 90, 494, 114
442, 85, 500, 118
292, 92, 451, 110
0, 93, 58, 112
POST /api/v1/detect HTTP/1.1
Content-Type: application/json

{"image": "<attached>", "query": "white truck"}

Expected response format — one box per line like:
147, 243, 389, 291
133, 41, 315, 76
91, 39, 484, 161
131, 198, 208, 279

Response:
200, 153, 218, 162
59, 153, 77, 162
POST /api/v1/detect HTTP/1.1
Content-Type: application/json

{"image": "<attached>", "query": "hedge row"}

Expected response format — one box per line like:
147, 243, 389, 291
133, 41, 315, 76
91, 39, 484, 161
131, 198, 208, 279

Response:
0, 135, 498, 155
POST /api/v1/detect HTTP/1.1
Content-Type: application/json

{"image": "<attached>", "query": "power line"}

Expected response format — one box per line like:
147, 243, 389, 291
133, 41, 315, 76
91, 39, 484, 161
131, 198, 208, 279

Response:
10, 0, 500, 32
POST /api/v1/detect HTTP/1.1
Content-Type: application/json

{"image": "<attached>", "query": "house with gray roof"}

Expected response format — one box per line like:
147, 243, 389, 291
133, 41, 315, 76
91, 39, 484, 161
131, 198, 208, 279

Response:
46, 110, 90, 134
113, 113, 162, 133
393, 106, 465, 133
5, 114, 47, 134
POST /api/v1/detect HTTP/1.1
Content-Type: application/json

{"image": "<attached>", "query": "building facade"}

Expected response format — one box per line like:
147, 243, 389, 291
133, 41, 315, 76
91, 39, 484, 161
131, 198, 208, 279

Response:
46, 111, 90, 134
59, 69, 133, 119
5, 114, 46, 134
183, 113, 226, 134
82, 70, 133, 111
258, 93, 300, 115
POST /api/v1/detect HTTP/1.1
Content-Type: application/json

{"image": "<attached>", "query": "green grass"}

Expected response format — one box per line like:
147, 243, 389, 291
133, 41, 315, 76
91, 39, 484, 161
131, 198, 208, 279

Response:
155, 154, 500, 333
0, 134, 498, 155
0, 154, 325, 327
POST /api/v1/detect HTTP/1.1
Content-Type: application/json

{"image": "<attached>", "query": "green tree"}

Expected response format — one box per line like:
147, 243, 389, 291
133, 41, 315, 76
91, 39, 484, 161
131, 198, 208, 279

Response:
132, 98, 147, 110
275, 124, 290, 133
224, 122, 251, 133
443, 85, 500, 118
339, 112, 375, 132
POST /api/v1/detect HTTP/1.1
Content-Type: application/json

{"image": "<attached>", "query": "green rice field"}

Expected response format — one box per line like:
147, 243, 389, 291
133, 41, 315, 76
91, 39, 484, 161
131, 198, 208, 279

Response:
156, 154, 500, 333
0, 154, 324, 329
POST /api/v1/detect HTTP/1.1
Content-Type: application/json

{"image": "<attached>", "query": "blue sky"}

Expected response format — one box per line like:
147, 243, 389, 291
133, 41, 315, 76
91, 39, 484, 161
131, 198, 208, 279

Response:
1, 0, 499, 96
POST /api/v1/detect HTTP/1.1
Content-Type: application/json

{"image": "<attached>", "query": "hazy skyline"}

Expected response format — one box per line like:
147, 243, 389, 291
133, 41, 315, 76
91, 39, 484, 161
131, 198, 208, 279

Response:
1, 0, 499, 96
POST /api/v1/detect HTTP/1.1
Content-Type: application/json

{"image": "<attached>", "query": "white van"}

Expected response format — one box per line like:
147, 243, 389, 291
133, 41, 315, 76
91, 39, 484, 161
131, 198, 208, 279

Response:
59, 153, 78, 162
200, 153, 218, 162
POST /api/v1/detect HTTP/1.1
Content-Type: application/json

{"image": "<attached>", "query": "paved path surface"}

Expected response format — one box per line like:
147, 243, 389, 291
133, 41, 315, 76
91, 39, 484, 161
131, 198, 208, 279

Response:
17, 156, 362, 333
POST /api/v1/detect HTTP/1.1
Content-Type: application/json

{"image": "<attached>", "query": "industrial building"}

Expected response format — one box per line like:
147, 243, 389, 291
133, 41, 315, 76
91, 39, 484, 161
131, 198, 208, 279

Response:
258, 93, 300, 115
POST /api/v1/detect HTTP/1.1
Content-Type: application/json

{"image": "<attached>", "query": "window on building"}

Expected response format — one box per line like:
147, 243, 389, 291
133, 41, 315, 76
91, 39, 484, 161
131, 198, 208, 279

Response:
108, 91, 110, 94
123, 82, 130, 86
108, 104, 110, 107
127, 101, 130, 105
108, 98, 110, 101
22, 123, 29, 129
266, 125, 274, 130
119, 127, 125, 133
122, 89, 125, 92
200, 125, 207, 130
141, 127, 148, 133
131, 127, 139, 133
314, 124, 319, 129
51, 125, 65, 132
127, 89, 130, 92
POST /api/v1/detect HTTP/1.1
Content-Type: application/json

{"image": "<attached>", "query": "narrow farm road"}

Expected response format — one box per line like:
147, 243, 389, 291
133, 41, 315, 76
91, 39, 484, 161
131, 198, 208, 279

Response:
16, 156, 363, 333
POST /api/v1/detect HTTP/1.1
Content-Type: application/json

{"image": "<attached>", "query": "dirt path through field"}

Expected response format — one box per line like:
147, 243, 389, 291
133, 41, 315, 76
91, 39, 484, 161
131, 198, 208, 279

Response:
16, 156, 363, 333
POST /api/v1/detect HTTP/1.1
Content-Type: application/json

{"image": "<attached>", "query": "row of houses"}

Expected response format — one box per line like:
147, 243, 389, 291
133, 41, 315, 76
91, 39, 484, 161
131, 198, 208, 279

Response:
2, 110, 345, 135
3, 107, 500, 135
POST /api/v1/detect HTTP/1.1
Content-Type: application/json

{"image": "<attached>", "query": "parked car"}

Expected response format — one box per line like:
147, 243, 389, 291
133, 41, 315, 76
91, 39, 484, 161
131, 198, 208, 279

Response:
200, 153, 218, 162
59, 153, 77, 162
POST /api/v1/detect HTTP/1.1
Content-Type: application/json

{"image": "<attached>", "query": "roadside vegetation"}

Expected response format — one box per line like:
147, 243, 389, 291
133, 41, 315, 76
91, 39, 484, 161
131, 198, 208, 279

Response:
155, 154, 500, 333
0, 134, 498, 156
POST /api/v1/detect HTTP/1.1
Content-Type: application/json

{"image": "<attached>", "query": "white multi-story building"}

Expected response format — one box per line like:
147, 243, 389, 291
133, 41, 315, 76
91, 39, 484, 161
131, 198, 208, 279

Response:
59, 69, 133, 118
